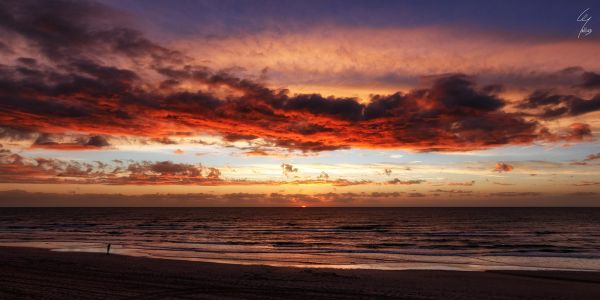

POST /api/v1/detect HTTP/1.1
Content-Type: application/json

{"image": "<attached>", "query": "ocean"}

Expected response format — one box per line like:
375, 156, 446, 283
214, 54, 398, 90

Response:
1, 207, 600, 271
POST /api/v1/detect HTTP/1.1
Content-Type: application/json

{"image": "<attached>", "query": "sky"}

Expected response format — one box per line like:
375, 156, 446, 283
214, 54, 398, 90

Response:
0, 0, 599, 206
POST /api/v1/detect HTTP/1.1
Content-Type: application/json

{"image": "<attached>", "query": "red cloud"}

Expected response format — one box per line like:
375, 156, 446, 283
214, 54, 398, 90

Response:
0, 68, 563, 153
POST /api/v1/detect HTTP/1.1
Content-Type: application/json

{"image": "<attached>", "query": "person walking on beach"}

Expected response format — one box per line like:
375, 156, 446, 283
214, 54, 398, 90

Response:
106, 243, 111, 255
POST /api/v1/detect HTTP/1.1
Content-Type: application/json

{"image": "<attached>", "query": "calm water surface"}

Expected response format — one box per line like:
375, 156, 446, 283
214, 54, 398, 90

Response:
1, 208, 600, 271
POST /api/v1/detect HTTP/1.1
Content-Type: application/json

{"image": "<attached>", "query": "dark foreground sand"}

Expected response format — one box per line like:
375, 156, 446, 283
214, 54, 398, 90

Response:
1, 247, 600, 299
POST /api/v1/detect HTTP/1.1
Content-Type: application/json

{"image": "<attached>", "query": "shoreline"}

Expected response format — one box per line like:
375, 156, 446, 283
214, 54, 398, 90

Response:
1, 246, 600, 299
3, 241, 600, 273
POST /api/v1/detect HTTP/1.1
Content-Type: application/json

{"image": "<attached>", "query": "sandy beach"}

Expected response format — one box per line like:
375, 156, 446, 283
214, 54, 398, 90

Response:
0, 247, 599, 299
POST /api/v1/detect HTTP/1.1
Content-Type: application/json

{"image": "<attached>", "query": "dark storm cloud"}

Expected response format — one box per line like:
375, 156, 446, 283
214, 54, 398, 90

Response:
284, 94, 364, 122
426, 74, 504, 111
0, 60, 590, 153
86, 135, 110, 147
363, 74, 503, 120
579, 72, 600, 89
222, 133, 259, 142
0, 127, 36, 140
0, 0, 181, 63
31, 133, 111, 150
151, 137, 179, 145
517, 90, 600, 119
539, 123, 593, 142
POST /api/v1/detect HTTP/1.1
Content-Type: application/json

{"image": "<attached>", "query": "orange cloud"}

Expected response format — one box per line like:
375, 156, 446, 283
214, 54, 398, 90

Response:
493, 162, 514, 172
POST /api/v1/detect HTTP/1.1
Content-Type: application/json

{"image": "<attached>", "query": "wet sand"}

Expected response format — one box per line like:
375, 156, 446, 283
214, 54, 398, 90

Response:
1, 247, 599, 299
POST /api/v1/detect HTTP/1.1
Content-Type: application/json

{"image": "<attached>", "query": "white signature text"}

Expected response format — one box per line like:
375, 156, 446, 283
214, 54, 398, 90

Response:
577, 8, 592, 38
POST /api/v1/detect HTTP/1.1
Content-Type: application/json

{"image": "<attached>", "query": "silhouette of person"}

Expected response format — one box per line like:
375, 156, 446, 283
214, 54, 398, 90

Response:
106, 243, 111, 255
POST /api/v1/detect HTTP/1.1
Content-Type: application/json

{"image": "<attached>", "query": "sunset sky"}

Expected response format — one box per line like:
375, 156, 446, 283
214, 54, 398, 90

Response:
1, 0, 599, 206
